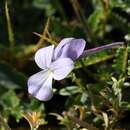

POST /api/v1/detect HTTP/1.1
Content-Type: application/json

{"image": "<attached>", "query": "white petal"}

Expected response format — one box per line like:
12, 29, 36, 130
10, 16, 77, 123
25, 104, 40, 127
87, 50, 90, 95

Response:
50, 58, 74, 80
35, 45, 54, 69
28, 70, 53, 101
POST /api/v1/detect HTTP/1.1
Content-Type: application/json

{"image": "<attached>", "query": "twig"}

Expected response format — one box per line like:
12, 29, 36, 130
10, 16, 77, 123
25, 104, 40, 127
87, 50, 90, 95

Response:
35, 18, 51, 49
33, 32, 57, 45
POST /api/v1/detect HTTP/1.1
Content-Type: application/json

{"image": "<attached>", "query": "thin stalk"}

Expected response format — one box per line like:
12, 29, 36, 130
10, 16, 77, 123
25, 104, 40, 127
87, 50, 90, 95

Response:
80, 42, 124, 58
5, 0, 15, 50
36, 18, 50, 49
78, 55, 114, 67
102, 0, 109, 18
33, 32, 57, 46
121, 44, 129, 77
34, 18, 58, 51
101, 0, 110, 35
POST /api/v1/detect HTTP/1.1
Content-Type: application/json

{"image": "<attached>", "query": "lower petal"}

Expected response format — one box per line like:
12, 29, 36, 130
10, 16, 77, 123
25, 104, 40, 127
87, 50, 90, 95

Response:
27, 70, 53, 101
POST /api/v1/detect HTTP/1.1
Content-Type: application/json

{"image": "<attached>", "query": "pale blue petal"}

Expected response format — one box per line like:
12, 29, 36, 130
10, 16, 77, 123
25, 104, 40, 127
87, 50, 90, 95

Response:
54, 38, 86, 60
28, 70, 53, 101
35, 45, 54, 69
54, 38, 74, 59
50, 58, 74, 80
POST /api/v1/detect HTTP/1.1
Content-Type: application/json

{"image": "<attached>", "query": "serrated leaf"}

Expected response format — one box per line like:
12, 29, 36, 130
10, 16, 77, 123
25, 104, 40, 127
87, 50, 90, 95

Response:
0, 90, 22, 121
113, 47, 125, 74
59, 86, 81, 96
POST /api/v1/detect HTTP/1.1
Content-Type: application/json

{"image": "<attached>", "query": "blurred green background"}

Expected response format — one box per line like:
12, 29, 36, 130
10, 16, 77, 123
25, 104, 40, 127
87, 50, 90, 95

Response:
1, 0, 130, 130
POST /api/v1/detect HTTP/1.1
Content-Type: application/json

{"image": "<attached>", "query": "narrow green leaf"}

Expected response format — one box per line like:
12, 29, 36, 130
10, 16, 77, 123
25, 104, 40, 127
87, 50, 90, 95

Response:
5, 0, 15, 50
59, 86, 81, 96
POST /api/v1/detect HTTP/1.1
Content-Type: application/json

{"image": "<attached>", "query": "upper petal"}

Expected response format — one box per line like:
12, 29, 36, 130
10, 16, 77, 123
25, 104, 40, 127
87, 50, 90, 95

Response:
54, 38, 74, 59
27, 70, 53, 101
50, 58, 74, 80
54, 38, 86, 60
35, 45, 54, 69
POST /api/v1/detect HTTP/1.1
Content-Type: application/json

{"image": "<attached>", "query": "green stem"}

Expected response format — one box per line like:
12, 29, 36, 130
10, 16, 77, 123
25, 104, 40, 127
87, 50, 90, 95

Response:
76, 54, 114, 69
5, 0, 15, 51
121, 44, 128, 78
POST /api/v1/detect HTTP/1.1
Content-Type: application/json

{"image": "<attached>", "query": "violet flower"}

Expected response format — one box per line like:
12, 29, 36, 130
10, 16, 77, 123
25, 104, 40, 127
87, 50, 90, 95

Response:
28, 38, 86, 101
